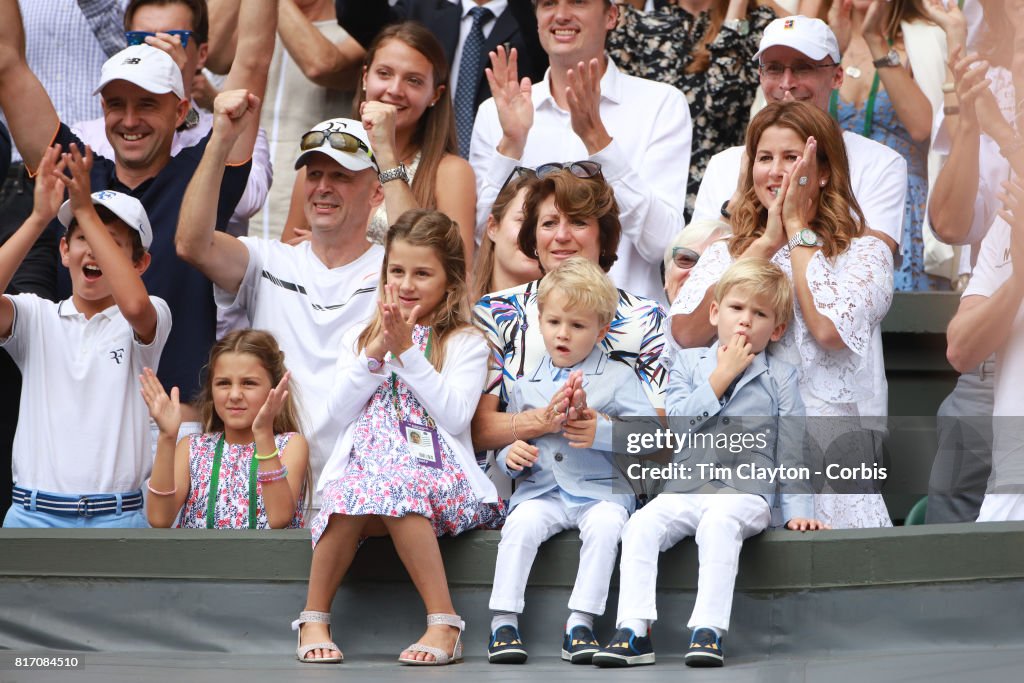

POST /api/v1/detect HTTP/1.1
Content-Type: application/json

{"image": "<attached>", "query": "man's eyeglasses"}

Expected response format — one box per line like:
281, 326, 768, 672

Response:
758, 62, 836, 80
125, 30, 193, 48
299, 130, 374, 160
671, 247, 700, 270
500, 160, 603, 193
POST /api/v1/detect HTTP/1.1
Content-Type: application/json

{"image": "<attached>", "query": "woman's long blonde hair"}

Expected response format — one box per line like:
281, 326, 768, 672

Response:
729, 101, 866, 260
357, 209, 472, 372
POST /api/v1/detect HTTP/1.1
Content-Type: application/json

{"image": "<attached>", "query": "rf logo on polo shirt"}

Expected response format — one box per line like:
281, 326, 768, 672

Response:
109, 348, 125, 364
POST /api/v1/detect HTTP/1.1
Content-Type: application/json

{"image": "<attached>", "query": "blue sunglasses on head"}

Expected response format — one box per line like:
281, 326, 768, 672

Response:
125, 30, 193, 48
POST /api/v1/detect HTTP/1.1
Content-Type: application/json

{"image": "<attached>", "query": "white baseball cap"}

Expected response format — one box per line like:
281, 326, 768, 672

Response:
58, 190, 154, 250
94, 44, 185, 100
753, 16, 841, 64
294, 118, 378, 173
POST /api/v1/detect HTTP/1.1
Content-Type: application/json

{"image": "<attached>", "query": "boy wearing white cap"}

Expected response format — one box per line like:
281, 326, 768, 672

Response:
0, 143, 171, 528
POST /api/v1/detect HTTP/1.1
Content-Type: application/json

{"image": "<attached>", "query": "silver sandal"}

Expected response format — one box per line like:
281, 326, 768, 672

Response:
292, 610, 343, 663
397, 613, 465, 666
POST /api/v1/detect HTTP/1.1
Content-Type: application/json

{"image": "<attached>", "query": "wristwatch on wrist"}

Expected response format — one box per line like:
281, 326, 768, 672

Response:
367, 356, 383, 372
872, 49, 901, 69
378, 163, 409, 184
787, 228, 823, 251
724, 18, 750, 36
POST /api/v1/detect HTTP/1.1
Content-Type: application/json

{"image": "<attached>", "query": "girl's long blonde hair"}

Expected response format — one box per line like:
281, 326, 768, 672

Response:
730, 101, 866, 260
357, 209, 472, 372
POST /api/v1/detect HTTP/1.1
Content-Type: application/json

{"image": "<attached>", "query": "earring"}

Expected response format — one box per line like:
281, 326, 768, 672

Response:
819, 180, 827, 187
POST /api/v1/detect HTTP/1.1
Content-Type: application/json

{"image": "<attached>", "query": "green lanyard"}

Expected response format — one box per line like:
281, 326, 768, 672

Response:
388, 329, 436, 429
829, 39, 892, 137
205, 435, 258, 529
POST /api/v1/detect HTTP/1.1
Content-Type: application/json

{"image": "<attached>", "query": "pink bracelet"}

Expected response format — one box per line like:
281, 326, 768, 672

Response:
147, 482, 176, 496
257, 466, 288, 483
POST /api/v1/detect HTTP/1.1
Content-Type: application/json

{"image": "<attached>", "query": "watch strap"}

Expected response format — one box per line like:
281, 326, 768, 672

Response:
872, 49, 900, 69
378, 163, 409, 184
787, 229, 822, 250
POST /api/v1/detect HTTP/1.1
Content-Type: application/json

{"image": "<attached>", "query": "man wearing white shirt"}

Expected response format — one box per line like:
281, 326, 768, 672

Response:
946, 185, 1024, 522
682, 15, 907, 421
176, 115, 384, 507
469, 0, 692, 302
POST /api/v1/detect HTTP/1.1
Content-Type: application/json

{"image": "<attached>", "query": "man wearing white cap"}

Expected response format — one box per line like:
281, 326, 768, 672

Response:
691, 15, 907, 255
0, 144, 171, 528
71, 0, 274, 238
177, 110, 384, 510
680, 15, 908, 423
0, 0, 274, 420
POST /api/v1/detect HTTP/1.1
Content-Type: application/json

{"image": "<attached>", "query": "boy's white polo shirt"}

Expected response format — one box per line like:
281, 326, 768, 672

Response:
0, 294, 172, 494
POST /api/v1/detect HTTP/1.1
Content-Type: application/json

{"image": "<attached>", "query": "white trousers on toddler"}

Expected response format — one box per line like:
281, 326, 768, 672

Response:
615, 493, 770, 633
489, 490, 630, 615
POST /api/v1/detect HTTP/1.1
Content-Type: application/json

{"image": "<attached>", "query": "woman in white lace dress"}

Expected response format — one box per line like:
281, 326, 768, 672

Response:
671, 101, 894, 529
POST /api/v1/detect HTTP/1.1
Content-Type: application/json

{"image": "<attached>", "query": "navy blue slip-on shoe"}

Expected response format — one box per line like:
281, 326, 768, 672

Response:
561, 625, 601, 664
488, 625, 528, 664
591, 627, 655, 667
684, 627, 724, 667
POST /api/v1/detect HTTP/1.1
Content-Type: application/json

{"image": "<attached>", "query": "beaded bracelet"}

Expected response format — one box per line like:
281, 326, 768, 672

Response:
254, 448, 280, 461
147, 482, 176, 496
257, 466, 288, 483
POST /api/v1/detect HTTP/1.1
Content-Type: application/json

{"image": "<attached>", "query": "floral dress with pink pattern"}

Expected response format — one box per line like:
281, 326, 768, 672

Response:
311, 325, 504, 546
177, 432, 305, 529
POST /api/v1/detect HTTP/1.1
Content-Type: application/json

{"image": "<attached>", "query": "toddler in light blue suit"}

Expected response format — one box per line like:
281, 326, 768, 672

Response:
594, 258, 828, 669
487, 258, 660, 665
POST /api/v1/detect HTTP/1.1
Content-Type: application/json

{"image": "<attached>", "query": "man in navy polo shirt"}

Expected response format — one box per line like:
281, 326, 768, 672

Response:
0, 0, 275, 434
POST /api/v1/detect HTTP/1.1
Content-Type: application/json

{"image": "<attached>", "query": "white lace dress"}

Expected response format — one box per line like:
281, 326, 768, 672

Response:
672, 237, 895, 529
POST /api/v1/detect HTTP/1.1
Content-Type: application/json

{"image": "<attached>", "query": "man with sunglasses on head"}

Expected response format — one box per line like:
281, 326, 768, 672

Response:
70, 0, 272, 238
176, 116, 384, 501
0, 0, 274, 440
470, 0, 692, 304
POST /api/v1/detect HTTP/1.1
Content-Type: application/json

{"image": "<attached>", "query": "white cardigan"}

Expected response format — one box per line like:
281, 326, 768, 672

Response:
317, 325, 499, 504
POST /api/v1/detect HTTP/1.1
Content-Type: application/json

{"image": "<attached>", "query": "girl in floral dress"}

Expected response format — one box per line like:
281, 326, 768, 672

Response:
295, 210, 503, 666
141, 330, 310, 530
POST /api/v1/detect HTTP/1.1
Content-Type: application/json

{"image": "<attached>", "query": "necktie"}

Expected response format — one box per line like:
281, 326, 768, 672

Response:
554, 367, 571, 382
454, 6, 493, 159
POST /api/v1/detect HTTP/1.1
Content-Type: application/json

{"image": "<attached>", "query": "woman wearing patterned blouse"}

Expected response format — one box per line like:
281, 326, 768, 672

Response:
607, 1, 779, 219
472, 164, 667, 457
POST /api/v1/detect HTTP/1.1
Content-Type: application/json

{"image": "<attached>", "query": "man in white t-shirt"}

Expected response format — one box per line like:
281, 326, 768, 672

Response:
682, 15, 907, 420
176, 100, 385, 493
469, 0, 692, 302
946, 184, 1024, 522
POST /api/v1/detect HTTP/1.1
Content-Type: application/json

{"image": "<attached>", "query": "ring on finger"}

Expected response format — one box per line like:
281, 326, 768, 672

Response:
798, 176, 809, 186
